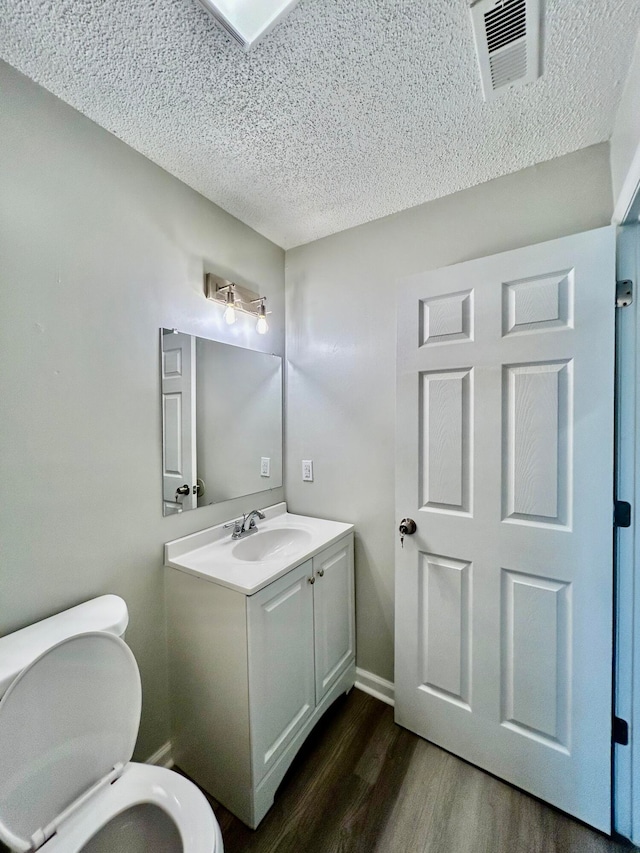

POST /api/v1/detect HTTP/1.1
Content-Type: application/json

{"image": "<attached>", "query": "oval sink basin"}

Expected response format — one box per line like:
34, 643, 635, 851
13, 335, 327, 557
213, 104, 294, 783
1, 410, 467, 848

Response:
232, 528, 313, 562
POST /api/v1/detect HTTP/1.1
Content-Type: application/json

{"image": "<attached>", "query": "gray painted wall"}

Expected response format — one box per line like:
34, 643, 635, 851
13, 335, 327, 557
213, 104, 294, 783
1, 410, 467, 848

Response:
285, 143, 613, 683
0, 62, 285, 760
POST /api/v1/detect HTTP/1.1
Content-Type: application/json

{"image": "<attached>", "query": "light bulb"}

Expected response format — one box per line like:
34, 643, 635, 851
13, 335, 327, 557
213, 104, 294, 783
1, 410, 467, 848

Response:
223, 289, 236, 325
256, 302, 268, 334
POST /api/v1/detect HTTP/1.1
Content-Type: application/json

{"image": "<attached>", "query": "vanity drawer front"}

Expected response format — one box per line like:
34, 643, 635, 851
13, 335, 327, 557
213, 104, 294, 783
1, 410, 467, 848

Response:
247, 560, 316, 785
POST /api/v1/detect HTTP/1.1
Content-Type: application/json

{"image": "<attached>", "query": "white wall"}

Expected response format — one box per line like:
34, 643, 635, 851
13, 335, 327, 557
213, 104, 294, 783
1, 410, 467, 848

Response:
285, 144, 613, 682
0, 61, 285, 760
611, 30, 640, 222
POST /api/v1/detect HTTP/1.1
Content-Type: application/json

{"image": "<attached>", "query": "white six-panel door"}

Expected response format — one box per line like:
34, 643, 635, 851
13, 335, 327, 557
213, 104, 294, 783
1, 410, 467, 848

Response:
395, 227, 615, 831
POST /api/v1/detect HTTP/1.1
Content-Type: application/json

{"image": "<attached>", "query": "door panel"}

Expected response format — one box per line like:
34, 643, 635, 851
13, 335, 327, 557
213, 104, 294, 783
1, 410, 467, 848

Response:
503, 360, 571, 526
395, 226, 615, 832
420, 368, 472, 514
247, 561, 315, 785
501, 569, 570, 749
419, 552, 472, 709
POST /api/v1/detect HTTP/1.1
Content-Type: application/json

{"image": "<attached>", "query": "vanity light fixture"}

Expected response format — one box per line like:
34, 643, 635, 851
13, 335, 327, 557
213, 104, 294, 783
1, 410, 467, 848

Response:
205, 272, 269, 333
195, 0, 299, 51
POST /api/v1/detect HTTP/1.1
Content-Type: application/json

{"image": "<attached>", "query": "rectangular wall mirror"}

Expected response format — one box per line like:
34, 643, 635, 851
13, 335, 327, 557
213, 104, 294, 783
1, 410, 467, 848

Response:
161, 329, 283, 515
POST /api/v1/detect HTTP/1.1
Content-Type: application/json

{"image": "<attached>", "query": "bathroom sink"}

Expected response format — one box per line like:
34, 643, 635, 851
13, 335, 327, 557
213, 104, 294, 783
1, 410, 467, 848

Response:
232, 527, 312, 562
164, 503, 354, 594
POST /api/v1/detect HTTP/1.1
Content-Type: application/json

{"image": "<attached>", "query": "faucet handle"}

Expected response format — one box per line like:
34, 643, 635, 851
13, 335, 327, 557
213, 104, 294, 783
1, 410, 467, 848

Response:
224, 518, 243, 533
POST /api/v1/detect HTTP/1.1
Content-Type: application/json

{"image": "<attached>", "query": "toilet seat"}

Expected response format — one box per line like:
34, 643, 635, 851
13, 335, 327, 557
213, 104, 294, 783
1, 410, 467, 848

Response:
0, 632, 222, 852
40, 763, 221, 853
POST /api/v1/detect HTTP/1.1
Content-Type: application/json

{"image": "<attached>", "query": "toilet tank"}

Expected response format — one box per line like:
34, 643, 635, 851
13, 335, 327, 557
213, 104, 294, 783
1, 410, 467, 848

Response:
0, 595, 129, 699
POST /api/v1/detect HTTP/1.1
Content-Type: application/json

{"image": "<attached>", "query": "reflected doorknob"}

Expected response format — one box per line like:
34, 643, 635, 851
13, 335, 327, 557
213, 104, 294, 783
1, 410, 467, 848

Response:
176, 484, 190, 496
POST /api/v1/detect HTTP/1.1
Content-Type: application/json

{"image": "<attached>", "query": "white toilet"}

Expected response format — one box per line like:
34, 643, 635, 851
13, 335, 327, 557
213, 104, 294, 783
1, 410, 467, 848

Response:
0, 595, 224, 853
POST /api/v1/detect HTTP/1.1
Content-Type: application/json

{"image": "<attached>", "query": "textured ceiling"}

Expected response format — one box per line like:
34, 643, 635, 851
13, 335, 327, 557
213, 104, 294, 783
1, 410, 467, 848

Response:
1, 0, 639, 248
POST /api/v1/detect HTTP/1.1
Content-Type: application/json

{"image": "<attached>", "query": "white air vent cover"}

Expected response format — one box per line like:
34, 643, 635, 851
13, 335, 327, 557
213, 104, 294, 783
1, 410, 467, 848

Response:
470, 0, 542, 101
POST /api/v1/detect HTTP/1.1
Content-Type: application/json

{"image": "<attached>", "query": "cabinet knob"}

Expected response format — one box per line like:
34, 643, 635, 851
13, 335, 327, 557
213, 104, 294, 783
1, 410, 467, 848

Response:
308, 576, 315, 584
317, 569, 325, 577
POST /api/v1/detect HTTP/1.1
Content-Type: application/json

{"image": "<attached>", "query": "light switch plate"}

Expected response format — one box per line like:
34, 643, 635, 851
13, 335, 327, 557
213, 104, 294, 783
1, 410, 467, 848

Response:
302, 459, 314, 482
260, 457, 271, 477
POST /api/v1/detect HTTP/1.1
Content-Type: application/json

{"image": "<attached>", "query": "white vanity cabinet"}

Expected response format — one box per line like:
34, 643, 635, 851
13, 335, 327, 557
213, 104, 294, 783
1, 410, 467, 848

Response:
165, 525, 355, 829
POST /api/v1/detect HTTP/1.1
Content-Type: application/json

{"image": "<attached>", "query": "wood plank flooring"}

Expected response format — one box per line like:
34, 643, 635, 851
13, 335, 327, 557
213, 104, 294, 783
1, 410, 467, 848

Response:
188, 689, 636, 853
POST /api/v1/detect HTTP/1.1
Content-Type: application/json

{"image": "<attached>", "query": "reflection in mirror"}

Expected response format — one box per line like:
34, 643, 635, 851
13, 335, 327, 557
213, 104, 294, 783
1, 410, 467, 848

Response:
161, 330, 282, 515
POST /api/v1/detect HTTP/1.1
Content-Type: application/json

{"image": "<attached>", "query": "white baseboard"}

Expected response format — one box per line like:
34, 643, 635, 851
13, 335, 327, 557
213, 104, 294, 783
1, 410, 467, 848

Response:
145, 740, 174, 768
355, 666, 395, 707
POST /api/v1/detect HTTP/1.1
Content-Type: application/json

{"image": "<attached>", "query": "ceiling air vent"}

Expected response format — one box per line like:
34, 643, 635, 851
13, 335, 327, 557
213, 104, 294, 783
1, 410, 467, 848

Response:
470, 0, 542, 101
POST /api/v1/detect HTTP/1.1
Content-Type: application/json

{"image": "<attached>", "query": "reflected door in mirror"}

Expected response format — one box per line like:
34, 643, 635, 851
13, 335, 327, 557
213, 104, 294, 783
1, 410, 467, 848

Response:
162, 332, 197, 514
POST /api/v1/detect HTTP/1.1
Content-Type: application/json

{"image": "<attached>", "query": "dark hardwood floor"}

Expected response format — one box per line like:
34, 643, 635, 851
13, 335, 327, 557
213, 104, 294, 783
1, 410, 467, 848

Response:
187, 689, 636, 853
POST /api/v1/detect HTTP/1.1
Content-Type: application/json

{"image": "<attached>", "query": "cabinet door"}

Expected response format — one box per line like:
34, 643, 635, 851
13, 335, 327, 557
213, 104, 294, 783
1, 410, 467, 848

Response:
313, 537, 355, 703
247, 560, 315, 785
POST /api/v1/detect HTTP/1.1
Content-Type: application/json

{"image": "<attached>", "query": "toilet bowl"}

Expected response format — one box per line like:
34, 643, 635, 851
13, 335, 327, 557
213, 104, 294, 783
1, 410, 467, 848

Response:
37, 764, 223, 853
0, 598, 223, 853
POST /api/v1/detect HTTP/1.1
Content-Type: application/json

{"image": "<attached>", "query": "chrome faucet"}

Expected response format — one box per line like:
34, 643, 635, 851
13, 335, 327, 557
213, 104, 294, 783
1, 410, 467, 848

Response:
241, 509, 265, 534
224, 509, 266, 540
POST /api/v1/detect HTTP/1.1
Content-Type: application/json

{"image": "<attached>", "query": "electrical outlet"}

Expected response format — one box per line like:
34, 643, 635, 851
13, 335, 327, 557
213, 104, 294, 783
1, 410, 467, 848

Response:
302, 460, 314, 482
260, 457, 271, 477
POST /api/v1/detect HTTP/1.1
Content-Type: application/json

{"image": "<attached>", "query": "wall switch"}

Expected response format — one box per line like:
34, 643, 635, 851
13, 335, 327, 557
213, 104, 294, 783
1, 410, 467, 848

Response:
302, 459, 314, 482
260, 457, 271, 477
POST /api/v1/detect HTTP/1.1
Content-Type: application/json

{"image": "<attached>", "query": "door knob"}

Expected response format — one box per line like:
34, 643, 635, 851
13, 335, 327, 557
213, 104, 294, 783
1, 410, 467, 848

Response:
399, 517, 417, 548
176, 484, 190, 496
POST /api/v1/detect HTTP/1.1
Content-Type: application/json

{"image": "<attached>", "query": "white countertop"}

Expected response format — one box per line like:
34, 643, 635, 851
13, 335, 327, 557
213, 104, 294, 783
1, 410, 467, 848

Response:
164, 502, 354, 595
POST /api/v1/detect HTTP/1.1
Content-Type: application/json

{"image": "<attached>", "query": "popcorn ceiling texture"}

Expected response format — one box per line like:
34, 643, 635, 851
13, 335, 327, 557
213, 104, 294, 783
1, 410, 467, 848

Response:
0, 0, 639, 248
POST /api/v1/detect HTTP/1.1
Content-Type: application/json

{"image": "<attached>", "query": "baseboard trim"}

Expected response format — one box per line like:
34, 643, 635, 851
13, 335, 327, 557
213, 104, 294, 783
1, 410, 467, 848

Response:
355, 667, 395, 707
145, 740, 174, 768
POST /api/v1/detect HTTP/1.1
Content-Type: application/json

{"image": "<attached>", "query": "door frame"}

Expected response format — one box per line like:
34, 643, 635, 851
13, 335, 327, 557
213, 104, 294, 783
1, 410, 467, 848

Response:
614, 220, 640, 842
